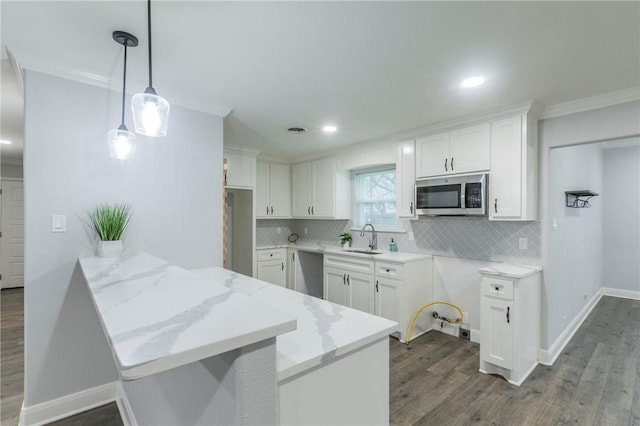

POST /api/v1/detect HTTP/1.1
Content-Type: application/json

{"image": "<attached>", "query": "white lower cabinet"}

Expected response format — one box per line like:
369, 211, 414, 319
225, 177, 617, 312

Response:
324, 254, 432, 342
479, 270, 540, 386
256, 248, 286, 288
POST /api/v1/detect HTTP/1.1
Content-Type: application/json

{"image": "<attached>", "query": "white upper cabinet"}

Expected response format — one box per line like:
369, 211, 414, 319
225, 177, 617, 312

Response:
292, 157, 349, 219
396, 140, 416, 219
224, 152, 256, 188
489, 114, 537, 221
415, 123, 490, 178
256, 162, 291, 218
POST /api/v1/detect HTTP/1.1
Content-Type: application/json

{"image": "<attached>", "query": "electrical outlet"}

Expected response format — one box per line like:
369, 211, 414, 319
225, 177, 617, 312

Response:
518, 237, 528, 250
460, 329, 471, 341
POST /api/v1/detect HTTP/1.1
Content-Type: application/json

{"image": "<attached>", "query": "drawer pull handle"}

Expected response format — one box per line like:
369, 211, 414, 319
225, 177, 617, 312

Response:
386, 269, 390, 272
494, 286, 499, 291
506, 306, 510, 324
376, 280, 379, 292
281, 262, 284, 271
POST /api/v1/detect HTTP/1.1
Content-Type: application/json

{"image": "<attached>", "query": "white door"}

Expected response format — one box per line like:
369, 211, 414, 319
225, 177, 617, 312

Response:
415, 132, 450, 178
311, 157, 335, 218
396, 140, 416, 218
255, 161, 271, 218
449, 123, 491, 174
490, 116, 523, 219
481, 297, 514, 369
324, 267, 347, 306
1, 179, 24, 288
257, 259, 286, 287
292, 162, 313, 217
269, 163, 291, 218
374, 278, 400, 322
347, 272, 375, 314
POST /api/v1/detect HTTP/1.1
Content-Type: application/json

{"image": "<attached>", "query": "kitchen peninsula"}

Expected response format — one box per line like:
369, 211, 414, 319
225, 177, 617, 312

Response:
79, 252, 397, 425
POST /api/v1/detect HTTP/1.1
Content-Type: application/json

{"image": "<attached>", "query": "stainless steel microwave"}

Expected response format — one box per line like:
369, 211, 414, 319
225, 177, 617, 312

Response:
415, 173, 488, 216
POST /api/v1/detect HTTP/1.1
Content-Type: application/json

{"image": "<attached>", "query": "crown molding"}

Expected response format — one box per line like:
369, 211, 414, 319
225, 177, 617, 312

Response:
541, 87, 640, 120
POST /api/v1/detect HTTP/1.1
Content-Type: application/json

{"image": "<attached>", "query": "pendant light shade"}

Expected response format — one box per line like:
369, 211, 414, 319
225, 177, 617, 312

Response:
109, 31, 138, 160
132, 0, 170, 137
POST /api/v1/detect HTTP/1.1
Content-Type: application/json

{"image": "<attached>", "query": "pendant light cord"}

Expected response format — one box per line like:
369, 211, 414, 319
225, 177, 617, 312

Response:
147, 0, 153, 88
121, 44, 128, 126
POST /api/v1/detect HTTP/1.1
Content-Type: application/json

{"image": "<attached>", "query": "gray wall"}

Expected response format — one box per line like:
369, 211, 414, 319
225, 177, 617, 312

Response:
547, 143, 604, 347
23, 70, 223, 406
603, 144, 640, 292
539, 100, 640, 350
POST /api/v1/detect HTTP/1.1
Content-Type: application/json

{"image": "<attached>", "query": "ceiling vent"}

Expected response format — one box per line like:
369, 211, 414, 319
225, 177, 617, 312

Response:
287, 127, 307, 134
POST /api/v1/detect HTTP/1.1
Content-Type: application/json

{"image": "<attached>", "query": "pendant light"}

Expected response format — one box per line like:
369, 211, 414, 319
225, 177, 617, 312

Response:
108, 31, 138, 160
131, 0, 170, 137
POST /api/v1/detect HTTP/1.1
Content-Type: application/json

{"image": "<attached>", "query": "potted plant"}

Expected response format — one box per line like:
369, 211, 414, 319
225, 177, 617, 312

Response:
339, 232, 352, 248
87, 203, 132, 258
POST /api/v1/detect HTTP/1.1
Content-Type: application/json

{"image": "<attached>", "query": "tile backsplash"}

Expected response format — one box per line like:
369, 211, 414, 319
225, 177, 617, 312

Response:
257, 217, 540, 264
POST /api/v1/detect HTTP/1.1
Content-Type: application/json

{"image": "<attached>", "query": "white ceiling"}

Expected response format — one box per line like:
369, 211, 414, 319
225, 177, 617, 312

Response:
1, 1, 639, 161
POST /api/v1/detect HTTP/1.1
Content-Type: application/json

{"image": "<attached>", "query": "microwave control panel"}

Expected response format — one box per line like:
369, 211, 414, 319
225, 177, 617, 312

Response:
466, 183, 483, 208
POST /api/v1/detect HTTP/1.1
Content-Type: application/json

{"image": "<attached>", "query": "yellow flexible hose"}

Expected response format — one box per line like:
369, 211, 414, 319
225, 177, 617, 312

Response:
406, 301, 464, 344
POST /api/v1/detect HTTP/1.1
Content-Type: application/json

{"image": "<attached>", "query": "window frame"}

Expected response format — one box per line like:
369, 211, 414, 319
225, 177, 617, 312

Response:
351, 165, 405, 233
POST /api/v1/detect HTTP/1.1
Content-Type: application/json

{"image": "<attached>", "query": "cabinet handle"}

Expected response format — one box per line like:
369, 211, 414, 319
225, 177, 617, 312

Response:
346, 274, 350, 286
308, 206, 311, 215
270, 206, 274, 215
281, 262, 284, 271
311, 206, 314, 215
506, 306, 510, 323
376, 280, 379, 292
266, 206, 269, 215
270, 254, 273, 257
343, 274, 346, 285
292, 252, 295, 261
444, 158, 448, 171
494, 198, 498, 214
451, 157, 454, 170
410, 202, 413, 214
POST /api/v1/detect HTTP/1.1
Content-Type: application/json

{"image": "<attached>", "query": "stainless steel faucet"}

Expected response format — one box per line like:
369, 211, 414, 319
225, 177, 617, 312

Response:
360, 224, 377, 251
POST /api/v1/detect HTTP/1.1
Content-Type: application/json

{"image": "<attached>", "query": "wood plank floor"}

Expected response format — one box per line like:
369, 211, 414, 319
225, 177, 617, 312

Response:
2, 288, 639, 425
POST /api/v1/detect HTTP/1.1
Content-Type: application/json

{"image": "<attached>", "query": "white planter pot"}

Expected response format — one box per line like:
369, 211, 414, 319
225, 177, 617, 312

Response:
98, 240, 124, 258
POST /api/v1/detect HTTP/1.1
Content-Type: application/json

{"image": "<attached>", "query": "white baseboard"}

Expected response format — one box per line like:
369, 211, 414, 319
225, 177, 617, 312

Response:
19, 382, 118, 426
537, 286, 639, 366
470, 328, 481, 344
601, 287, 640, 300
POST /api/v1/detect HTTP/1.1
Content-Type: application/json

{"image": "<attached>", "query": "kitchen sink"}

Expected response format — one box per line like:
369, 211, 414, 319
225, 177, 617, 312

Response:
342, 249, 383, 255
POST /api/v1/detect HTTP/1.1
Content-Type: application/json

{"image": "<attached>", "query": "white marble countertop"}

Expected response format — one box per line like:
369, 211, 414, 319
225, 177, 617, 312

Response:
191, 267, 398, 382
78, 253, 297, 380
257, 242, 432, 263
478, 263, 542, 279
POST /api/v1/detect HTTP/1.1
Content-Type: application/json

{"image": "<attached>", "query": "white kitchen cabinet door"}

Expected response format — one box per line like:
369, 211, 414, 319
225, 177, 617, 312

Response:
347, 271, 375, 315
396, 140, 416, 219
374, 277, 400, 322
257, 259, 286, 288
449, 123, 491, 174
480, 297, 514, 370
225, 153, 256, 188
255, 161, 271, 218
324, 267, 348, 306
415, 132, 450, 178
269, 163, 291, 218
311, 157, 336, 218
490, 116, 523, 219
292, 162, 313, 217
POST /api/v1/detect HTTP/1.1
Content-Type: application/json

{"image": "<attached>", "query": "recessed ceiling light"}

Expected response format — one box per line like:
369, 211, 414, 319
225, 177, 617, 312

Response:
460, 76, 485, 88
0, 139, 12, 145
322, 125, 337, 133
287, 127, 307, 134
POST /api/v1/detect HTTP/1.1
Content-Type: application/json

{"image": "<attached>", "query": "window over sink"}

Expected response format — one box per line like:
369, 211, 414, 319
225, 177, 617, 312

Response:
352, 166, 404, 231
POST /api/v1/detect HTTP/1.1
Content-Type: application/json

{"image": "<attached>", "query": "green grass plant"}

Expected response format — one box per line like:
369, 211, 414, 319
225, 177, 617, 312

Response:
87, 203, 132, 241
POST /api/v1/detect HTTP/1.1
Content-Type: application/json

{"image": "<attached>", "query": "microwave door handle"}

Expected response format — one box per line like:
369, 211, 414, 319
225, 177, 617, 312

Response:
460, 183, 466, 209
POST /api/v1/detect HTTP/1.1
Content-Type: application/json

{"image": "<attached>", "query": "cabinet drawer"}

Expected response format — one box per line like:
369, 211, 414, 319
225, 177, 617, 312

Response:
481, 277, 514, 300
375, 262, 404, 280
324, 255, 374, 274
257, 249, 285, 262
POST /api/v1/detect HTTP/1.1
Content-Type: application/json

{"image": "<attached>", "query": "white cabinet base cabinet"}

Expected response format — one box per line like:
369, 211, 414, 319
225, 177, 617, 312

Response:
324, 252, 433, 343
479, 265, 541, 386
256, 248, 287, 287
279, 337, 389, 426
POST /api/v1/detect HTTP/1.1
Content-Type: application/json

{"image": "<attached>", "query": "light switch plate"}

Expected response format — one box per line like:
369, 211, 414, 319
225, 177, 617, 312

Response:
518, 237, 528, 250
51, 214, 66, 233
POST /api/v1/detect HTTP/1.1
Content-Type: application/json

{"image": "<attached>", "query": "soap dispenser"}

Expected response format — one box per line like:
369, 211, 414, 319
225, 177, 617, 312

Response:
389, 238, 397, 252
